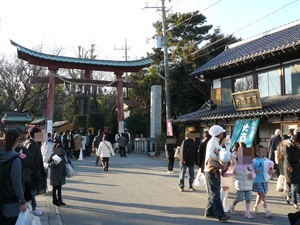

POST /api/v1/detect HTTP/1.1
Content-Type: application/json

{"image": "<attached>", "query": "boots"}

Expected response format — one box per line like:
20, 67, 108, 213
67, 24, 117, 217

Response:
221, 189, 229, 212
52, 198, 61, 207
58, 198, 66, 206
52, 191, 61, 206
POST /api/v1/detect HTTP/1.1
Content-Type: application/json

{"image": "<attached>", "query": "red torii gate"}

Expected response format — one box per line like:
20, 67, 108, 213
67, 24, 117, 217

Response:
11, 40, 152, 133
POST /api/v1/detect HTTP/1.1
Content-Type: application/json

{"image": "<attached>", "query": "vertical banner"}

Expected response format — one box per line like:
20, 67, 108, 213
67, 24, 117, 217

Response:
167, 119, 173, 136
229, 119, 260, 150
46, 120, 53, 135
119, 121, 124, 134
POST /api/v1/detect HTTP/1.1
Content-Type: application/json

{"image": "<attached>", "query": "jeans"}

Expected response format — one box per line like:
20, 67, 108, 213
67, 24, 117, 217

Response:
95, 155, 100, 166
178, 164, 194, 188
204, 171, 225, 218
31, 189, 37, 211
291, 183, 300, 204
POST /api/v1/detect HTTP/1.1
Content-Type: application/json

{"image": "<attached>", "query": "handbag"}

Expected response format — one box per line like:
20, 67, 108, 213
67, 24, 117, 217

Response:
66, 163, 74, 177
193, 169, 206, 187
174, 147, 180, 159
64, 156, 74, 178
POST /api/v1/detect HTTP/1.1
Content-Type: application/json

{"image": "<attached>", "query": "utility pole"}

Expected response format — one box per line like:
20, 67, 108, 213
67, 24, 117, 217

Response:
114, 39, 131, 98
161, 0, 172, 131
114, 38, 130, 61
145, 0, 173, 136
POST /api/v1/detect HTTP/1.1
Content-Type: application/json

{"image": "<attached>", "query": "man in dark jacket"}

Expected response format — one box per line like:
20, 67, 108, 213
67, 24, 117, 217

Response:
178, 137, 198, 192
268, 129, 282, 162
93, 130, 103, 166
118, 133, 127, 158
165, 141, 176, 174
198, 131, 211, 172
86, 129, 94, 157
15, 146, 33, 204
268, 129, 282, 177
23, 127, 46, 216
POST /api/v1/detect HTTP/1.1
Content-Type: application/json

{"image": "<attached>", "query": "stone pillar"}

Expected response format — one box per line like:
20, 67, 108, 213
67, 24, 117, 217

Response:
150, 85, 162, 138
115, 71, 124, 133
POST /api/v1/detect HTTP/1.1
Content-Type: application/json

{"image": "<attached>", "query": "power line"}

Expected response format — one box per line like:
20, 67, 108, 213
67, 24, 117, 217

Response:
231, 0, 299, 36
159, 0, 298, 62
188, 0, 299, 61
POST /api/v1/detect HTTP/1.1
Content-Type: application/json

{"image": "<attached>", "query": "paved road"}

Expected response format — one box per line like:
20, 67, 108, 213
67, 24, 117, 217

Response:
37, 153, 294, 225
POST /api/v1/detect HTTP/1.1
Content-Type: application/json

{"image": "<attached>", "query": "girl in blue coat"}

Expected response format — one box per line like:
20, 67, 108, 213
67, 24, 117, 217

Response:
252, 144, 274, 218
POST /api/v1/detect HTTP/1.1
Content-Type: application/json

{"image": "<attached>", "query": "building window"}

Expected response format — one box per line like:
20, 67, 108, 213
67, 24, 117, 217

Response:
258, 69, 281, 97
284, 67, 292, 95
213, 79, 221, 89
234, 76, 253, 92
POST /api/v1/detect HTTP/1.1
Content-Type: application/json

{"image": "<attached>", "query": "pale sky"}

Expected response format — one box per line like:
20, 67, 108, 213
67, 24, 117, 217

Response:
0, 0, 299, 61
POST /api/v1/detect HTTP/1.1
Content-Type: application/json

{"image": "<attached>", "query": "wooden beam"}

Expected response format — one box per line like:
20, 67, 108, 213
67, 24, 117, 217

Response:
30, 76, 138, 88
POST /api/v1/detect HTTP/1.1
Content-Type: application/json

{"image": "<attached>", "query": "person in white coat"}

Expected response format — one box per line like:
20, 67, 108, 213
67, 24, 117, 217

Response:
97, 135, 115, 171
41, 133, 56, 192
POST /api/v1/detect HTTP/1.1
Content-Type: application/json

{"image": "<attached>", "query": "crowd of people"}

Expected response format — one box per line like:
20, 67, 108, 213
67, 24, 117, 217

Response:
0, 127, 129, 224
173, 125, 300, 223
2, 124, 299, 224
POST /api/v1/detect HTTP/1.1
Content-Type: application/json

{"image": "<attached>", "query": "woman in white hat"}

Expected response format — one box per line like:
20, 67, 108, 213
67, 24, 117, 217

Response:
203, 125, 231, 222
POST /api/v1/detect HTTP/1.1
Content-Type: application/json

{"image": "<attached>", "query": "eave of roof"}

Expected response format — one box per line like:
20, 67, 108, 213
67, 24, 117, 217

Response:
10, 40, 153, 72
191, 20, 300, 78
52, 120, 72, 127
30, 118, 46, 125
174, 95, 300, 123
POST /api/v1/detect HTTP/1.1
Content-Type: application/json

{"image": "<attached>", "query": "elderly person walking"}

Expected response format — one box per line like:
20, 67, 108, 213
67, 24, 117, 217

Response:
73, 130, 83, 160
268, 129, 282, 177
97, 135, 115, 171
203, 125, 230, 222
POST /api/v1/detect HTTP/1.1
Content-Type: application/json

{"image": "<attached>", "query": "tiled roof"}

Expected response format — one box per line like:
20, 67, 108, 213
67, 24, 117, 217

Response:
191, 20, 300, 77
174, 95, 300, 123
10, 40, 152, 71
1, 113, 32, 123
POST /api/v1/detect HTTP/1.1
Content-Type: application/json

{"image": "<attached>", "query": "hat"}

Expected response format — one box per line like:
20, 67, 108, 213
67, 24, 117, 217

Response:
292, 132, 300, 142
275, 129, 281, 135
209, 125, 226, 137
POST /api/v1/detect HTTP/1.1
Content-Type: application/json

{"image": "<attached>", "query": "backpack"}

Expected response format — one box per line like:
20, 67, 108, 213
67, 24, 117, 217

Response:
0, 154, 20, 211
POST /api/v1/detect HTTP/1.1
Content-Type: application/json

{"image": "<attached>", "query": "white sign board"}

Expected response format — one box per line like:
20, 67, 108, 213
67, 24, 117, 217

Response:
47, 120, 53, 135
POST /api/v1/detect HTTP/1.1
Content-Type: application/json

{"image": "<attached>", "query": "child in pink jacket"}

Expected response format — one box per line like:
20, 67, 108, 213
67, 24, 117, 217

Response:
229, 163, 256, 218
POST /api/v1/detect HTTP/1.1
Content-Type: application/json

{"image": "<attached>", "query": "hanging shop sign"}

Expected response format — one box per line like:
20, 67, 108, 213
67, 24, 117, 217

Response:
229, 118, 260, 150
232, 89, 262, 111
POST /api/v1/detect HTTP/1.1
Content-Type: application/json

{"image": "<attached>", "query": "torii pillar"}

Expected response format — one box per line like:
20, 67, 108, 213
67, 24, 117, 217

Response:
115, 71, 124, 133
45, 69, 57, 133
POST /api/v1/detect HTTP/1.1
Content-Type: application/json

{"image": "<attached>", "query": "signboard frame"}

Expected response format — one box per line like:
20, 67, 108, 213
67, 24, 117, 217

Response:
232, 89, 262, 111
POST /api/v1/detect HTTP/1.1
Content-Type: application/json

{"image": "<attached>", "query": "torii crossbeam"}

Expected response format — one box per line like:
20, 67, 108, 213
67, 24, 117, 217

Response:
11, 40, 152, 133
